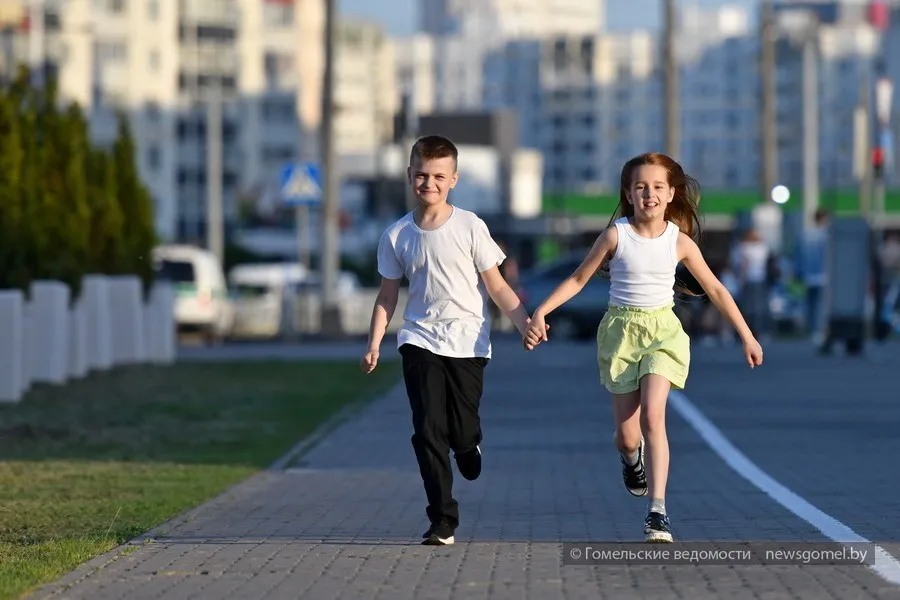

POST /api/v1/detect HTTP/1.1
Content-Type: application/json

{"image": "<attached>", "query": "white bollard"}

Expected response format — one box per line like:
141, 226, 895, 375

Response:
142, 292, 158, 364
108, 276, 144, 365
151, 281, 176, 364
0, 290, 24, 403
82, 275, 113, 370
68, 296, 89, 379
22, 303, 33, 394
29, 280, 70, 385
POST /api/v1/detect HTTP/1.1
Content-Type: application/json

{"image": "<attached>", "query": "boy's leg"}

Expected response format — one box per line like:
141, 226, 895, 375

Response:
443, 356, 487, 481
399, 344, 458, 542
639, 373, 673, 543
611, 390, 645, 496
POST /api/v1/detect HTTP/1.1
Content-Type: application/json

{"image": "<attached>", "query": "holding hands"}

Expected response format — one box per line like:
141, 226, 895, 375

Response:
523, 314, 549, 351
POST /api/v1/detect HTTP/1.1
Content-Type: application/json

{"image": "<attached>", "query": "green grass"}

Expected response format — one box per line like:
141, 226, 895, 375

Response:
0, 360, 400, 600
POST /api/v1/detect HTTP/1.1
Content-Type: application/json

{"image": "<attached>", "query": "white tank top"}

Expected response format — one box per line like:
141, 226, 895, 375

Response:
607, 217, 680, 308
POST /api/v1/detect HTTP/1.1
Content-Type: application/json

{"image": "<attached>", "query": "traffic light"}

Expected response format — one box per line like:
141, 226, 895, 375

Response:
873, 147, 885, 179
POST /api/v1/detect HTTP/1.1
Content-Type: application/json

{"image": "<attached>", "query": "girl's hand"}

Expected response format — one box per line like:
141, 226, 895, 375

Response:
743, 338, 763, 368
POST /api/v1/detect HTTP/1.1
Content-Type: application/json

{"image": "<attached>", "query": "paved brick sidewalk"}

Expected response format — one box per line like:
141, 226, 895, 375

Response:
31, 339, 900, 600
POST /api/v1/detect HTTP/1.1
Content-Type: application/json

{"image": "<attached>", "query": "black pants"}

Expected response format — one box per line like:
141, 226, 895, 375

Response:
399, 343, 487, 530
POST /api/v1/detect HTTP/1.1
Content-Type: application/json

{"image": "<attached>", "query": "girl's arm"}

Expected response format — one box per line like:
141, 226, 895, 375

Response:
677, 233, 763, 366
532, 226, 618, 321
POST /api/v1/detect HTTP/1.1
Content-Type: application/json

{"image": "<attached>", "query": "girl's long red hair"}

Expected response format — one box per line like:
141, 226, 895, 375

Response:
601, 152, 704, 296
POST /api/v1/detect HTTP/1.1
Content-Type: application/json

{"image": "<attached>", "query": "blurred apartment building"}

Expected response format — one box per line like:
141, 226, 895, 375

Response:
413, 0, 605, 110
0, 0, 395, 245
480, 6, 757, 195
771, 0, 895, 192
474, 2, 900, 198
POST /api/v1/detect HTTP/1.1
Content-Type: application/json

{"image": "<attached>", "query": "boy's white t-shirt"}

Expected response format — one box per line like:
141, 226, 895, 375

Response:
377, 205, 506, 359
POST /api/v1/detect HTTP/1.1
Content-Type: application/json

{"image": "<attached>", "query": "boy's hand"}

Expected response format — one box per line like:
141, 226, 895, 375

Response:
523, 315, 549, 351
360, 349, 379, 374
743, 338, 763, 368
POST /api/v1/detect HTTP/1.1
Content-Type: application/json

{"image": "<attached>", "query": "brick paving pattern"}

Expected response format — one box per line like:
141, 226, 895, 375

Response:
32, 338, 900, 599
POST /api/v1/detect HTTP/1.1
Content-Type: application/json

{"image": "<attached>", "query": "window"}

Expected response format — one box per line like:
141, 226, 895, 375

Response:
156, 260, 194, 283
147, 0, 158, 19
147, 145, 160, 170
95, 41, 127, 62
263, 2, 294, 27
148, 50, 159, 71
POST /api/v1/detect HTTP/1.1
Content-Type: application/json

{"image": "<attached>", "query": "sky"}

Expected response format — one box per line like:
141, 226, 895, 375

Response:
338, 0, 760, 36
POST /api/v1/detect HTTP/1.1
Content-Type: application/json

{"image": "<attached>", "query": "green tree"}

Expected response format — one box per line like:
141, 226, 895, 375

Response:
17, 81, 47, 289
112, 113, 157, 295
0, 69, 158, 296
85, 148, 126, 275
0, 93, 26, 291
33, 78, 79, 290
58, 103, 92, 298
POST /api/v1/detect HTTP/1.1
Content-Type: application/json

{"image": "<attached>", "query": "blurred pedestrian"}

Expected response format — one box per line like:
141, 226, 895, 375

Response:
735, 229, 771, 342
797, 209, 830, 344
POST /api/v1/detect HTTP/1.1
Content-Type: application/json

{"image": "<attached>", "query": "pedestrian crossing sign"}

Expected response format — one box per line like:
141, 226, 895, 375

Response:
280, 162, 322, 206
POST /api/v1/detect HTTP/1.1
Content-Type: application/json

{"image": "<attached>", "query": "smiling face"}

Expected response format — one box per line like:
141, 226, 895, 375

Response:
626, 164, 675, 221
408, 156, 459, 207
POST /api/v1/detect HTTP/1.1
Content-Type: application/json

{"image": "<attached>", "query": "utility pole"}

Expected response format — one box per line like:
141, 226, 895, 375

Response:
801, 30, 819, 230
874, 68, 893, 233
295, 132, 312, 280
402, 84, 418, 211
206, 80, 224, 265
319, 0, 342, 336
760, 0, 778, 202
28, 0, 44, 86
663, 0, 679, 159
855, 67, 872, 218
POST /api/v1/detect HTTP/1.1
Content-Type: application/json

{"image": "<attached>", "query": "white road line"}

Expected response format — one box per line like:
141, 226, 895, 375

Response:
669, 390, 900, 586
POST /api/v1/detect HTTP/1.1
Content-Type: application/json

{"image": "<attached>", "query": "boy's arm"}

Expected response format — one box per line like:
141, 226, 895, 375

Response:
480, 266, 530, 335
366, 277, 401, 353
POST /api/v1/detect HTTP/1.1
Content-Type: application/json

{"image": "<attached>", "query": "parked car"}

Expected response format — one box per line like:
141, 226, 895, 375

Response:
152, 245, 234, 344
518, 253, 610, 340
228, 263, 306, 339
227, 263, 363, 339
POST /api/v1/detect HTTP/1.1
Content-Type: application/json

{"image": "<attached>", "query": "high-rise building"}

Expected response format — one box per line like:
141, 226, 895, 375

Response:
421, 0, 605, 111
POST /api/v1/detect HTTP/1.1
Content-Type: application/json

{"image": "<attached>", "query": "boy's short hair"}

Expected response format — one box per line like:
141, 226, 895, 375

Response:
409, 135, 458, 170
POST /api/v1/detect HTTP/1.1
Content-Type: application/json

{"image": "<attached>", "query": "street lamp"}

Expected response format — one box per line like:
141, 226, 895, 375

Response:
771, 184, 790, 205
874, 73, 893, 230
775, 8, 820, 232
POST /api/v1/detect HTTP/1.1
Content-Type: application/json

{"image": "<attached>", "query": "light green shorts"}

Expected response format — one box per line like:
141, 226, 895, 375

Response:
596, 303, 691, 395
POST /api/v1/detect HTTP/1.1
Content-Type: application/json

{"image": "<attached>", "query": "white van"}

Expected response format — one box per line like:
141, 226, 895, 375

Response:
152, 245, 234, 343
228, 263, 306, 338
227, 263, 362, 338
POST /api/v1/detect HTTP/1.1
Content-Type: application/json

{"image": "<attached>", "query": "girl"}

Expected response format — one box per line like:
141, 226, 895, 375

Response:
523, 152, 763, 543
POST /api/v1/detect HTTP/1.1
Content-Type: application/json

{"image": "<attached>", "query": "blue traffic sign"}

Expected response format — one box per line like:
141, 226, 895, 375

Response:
280, 162, 322, 206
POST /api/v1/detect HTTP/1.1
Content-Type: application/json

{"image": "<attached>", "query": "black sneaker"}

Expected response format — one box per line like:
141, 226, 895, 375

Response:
455, 445, 482, 481
643, 511, 673, 543
620, 440, 647, 497
422, 520, 455, 546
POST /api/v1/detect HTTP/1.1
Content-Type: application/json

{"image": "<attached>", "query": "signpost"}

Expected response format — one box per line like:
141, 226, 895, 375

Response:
280, 162, 322, 277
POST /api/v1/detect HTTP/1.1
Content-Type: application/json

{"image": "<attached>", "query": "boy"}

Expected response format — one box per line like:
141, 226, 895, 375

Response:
360, 135, 530, 546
